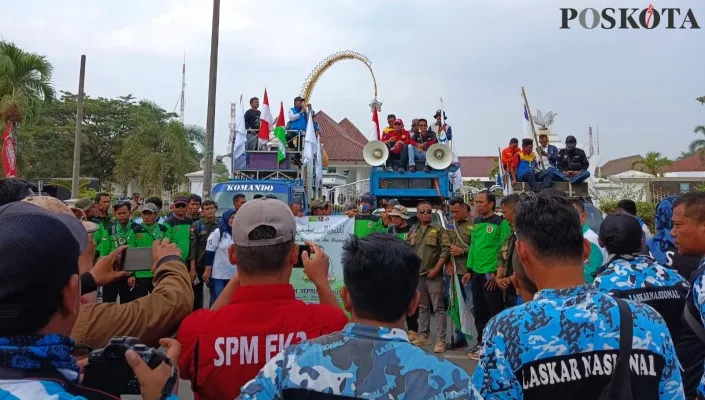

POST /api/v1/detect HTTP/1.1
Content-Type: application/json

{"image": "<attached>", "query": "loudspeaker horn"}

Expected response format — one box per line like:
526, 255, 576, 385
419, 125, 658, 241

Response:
363, 140, 389, 166
426, 143, 453, 170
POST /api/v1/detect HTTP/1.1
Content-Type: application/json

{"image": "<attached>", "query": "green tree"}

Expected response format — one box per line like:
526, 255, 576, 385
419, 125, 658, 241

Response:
488, 158, 499, 179
689, 125, 705, 159
186, 124, 206, 154
16, 92, 138, 184
631, 152, 672, 177
114, 101, 198, 194
0, 42, 55, 148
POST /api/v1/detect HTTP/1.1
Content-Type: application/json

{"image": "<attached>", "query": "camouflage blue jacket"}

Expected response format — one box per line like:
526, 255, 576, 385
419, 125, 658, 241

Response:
677, 257, 705, 399
239, 322, 473, 399
593, 255, 689, 345
470, 285, 684, 399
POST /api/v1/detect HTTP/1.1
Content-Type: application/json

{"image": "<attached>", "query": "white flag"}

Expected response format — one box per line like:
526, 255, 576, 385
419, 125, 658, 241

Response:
523, 105, 533, 139
302, 108, 316, 166
233, 95, 247, 169
315, 137, 323, 188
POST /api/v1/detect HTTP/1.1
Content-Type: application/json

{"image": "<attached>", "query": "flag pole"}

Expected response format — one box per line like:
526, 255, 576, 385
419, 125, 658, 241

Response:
521, 87, 544, 170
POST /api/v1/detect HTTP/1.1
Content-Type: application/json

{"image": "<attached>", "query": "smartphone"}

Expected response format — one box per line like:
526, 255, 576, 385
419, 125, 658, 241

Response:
120, 248, 153, 271
293, 244, 311, 269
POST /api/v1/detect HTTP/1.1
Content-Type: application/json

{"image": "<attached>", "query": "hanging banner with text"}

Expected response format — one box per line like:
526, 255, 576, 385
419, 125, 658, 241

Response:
291, 215, 354, 304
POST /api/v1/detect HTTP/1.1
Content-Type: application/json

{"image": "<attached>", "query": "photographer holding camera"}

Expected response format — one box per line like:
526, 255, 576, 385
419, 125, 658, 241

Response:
0, 201, 181, 399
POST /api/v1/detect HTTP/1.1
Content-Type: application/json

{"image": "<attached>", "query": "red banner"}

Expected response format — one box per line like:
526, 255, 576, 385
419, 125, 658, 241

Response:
2, 122, 17, 178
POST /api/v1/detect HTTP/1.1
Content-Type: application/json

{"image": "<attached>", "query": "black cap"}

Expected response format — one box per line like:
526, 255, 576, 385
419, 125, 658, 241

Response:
565, 135, 577, 144
599, 212, 642, 254
294, 96, 304, 102
0, 202, 83, 334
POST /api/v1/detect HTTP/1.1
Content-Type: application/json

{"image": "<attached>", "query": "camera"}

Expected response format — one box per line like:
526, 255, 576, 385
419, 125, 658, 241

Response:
83, 336, 165, 396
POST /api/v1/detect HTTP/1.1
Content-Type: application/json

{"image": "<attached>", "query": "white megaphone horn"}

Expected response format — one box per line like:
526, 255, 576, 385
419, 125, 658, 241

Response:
363, 140, 389, 166
426, 143, 453, 170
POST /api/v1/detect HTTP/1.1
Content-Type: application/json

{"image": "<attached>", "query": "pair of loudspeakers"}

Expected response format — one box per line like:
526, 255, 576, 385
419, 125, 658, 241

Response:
362, 141, 452, 170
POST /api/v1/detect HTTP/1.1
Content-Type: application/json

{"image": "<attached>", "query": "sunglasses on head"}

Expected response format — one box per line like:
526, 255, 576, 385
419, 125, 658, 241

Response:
418, 210, 432, 214
174, 203, 187, 208
142, 211, 155, 215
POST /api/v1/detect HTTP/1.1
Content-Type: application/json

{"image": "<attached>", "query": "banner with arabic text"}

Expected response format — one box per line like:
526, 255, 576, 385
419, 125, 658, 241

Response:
291, 215, 354, 305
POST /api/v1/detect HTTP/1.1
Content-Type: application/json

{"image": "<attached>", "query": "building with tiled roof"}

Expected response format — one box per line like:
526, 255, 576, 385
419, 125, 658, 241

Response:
664, 153, 705, 177
315, 110, 371, 187
597, 155, 644, 177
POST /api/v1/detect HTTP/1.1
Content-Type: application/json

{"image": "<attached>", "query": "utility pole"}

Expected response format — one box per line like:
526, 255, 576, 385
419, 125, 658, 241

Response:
202, 0, 220, 199
71, 55, 86, 199
180, 53, 186, 124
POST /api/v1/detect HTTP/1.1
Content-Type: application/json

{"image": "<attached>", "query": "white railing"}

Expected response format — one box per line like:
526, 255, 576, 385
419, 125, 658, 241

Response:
329, 179, 370, 205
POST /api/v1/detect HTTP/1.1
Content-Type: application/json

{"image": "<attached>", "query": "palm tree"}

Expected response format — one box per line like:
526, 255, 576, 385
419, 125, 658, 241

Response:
0, 41, 55, 126
690, 125, 705, 159
631, 152, 672, 177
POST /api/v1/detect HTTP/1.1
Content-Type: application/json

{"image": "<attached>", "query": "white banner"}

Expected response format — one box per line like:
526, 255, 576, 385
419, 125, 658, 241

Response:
291, 216, 354, 304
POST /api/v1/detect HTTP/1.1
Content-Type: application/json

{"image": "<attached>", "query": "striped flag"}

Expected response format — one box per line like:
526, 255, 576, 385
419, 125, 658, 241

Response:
258, 89, 274, 146
274, 102, 287, 162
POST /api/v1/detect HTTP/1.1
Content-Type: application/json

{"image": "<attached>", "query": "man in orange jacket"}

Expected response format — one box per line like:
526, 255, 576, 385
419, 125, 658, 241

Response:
501, 138, 520, 183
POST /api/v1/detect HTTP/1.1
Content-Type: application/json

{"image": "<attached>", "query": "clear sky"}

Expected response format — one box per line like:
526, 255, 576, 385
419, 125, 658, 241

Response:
2, 0, 704, 165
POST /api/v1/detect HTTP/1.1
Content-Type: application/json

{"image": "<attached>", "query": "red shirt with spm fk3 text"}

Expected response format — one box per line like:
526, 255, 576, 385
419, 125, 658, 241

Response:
176, 284, 349, 399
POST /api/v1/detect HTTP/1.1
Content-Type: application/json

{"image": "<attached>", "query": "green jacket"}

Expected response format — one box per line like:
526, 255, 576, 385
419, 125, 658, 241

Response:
165, 215, 193, 261
353, 214, 386, 238
92, 215, 114, 257
467, 214, 511, 274
95, 220, 137, 257
128, 223, 171, 278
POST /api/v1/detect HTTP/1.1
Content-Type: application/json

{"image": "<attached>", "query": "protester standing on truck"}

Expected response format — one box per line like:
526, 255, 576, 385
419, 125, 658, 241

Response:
466, 190, 511, 360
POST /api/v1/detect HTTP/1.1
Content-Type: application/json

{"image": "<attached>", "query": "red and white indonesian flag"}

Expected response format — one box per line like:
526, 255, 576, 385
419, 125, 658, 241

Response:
369, 106, 381, 141
258, 89, 274, 146
2, 122, 17, 178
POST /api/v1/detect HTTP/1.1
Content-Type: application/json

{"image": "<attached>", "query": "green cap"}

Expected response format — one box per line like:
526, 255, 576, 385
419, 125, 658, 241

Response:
74, 198, 94, 211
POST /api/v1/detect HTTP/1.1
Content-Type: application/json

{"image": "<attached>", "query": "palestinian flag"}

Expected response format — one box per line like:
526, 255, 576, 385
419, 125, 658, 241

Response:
448, 264, 478, 345
274, 101, 287, 162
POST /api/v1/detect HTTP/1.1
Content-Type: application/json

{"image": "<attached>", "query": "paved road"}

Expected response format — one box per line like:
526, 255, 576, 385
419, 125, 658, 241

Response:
174, 310, 478, 399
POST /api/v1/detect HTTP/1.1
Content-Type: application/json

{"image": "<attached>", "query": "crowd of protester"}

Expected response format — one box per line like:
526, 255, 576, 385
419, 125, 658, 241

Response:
4, 176, 705, 399
501, 134, 591, 192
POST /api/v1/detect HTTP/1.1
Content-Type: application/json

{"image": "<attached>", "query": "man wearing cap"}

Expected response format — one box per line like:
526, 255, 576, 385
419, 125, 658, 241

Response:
176, 198, 348, 399
408, 118, 437, 172
309, 198, 327, 216
128, 203, 171, 300
287, 96, 308, 132
0, 201, 182, 399
351, 193, 386, 238
387, 204, 412, 240
410, 118, 420, 135
406, 201, 451, 353
165, 196, 193, 262
557, 135, 590, 184
593, 212, 689, 345
430, 110, 452, 145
